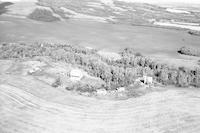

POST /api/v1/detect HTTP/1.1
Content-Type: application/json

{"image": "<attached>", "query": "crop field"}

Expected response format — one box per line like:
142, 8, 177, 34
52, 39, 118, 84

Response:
1, 73, 200, 133
1, 15, 200, 69
1, 16, 200, 57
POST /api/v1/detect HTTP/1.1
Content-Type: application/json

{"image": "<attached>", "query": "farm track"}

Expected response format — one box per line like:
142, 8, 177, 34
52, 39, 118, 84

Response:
0, 75, 200, 133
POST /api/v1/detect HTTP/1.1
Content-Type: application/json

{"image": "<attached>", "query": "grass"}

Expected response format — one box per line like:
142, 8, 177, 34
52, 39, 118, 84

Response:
38, 0, 200, 25
1, 15, 200, 61
1, 75, 200, 133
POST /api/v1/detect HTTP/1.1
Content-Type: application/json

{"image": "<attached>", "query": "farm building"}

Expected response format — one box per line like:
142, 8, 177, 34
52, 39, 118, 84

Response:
135, 75, 153, 85
70, 69, 83, 81
96, 89, 107, 95
117, 87, 126, 92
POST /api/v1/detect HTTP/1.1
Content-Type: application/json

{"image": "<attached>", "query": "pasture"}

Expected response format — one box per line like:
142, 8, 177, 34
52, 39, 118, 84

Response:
1, 14, 200, 68
1, 16, 200, 59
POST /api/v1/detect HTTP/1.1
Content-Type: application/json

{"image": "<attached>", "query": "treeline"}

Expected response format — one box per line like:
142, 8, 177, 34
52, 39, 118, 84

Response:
0, 42, 200, 88
178, 46, 200, 57
0, 2, 13, 15
28, 8, 60, 22
116, 53, 200, 88
188, 30, 200, 36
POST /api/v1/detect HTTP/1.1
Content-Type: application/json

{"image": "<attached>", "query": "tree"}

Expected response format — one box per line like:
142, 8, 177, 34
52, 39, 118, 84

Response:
168, 70, 178, 85
195, 68, 200, 87
120, 47, 135, 56
158, 69, 169, 84
177, 67, 190, 87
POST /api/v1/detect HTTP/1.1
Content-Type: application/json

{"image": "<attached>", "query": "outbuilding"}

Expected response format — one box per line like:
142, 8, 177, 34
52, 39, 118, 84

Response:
117, 87, 126, 92
135, 75, 153, 85
70, 69, 83, 81
96, 89, 107, 95
143, 76, 153, 85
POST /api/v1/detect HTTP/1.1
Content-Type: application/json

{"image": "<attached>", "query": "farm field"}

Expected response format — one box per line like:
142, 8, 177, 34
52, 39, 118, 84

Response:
1, 15, 200, 68
1, 72, 200, 133
1, 16, 200, 57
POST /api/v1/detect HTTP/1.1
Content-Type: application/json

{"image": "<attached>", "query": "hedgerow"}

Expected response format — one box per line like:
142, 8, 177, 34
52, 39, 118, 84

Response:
178, 46, 200, 57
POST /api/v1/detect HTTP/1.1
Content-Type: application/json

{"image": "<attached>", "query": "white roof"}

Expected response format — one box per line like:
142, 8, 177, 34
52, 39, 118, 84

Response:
117, 87, 125, 92
70, 69, 83, 78
97, 89, 107, 95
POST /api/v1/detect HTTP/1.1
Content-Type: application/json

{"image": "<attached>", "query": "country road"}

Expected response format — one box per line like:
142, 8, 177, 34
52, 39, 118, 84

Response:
1, 75, 200, 133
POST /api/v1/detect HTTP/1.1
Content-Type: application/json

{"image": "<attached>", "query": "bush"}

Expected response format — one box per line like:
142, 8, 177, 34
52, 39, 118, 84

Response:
178, 46, 200, 57
69, 82, 98, 93
52, 77, 61, 88
28, 8, 60, 22
120, 47, 135, 56
188, 30, 200, 36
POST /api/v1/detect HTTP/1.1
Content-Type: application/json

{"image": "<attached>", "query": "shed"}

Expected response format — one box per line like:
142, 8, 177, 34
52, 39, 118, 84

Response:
135, 75, 153, 85
96, 89, 107, 95
117, 87, 126, 92
143, 76, 153, 85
